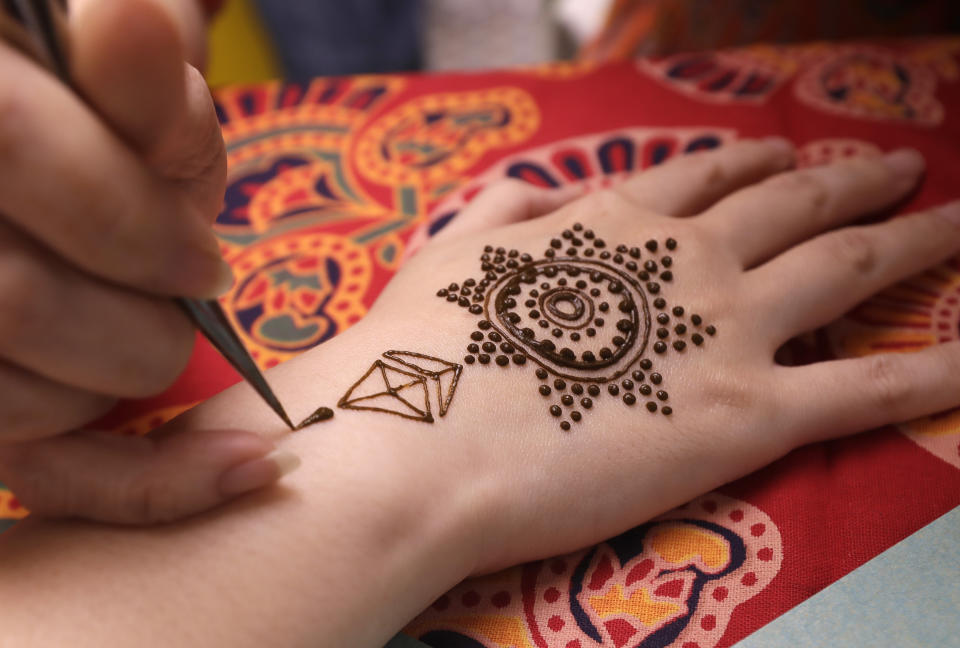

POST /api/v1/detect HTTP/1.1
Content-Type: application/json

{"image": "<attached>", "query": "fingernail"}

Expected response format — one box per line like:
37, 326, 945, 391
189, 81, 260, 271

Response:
218, 449, 301, 497
882, 148, 925, 177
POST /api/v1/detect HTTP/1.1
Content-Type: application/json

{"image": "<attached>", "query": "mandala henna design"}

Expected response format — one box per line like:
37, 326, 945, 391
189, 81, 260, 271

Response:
338, 351, 462, 423
438, 225, 715, 429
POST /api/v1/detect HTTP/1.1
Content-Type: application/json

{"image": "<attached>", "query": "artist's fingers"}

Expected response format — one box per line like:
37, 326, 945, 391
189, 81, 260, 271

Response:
0, 428, 299, 523
70, 0, 209, 67
780, 341, 960, 443
610, 138, 795, 217
151, 64, 228, 222
72, 0, 226, 218
0, 40, 231, 298
0, 360, 114, 443
750, 202, 960, 343
0, 223, 196, 398
435, 180, 585, 240
72, 0, 185, 153
700, 149, 924, 268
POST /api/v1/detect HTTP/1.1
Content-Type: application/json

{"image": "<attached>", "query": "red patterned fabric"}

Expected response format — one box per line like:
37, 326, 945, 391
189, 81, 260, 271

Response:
3, 37, 960, 646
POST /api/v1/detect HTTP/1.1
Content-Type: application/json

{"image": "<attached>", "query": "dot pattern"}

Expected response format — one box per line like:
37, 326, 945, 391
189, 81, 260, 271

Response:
438, 228, 716, 429
414, 491, 782, 646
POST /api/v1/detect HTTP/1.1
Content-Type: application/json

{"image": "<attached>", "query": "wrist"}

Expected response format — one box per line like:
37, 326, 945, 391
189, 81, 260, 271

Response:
0, 321, 494, 648
184, 320, 496, 641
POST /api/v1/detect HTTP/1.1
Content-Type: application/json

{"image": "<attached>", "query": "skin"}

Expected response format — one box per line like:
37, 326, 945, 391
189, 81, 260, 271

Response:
1, 0, 959, 642
1, 140, 959, 646
0, 0, 293, 522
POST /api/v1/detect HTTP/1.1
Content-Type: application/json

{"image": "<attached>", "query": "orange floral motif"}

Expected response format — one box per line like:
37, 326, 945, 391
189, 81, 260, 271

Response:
213, 78, 410, 368
223, 231, 372, 369
0, 488, 27, 520
794, 46, 944, 125
406, 493, 782, 647
243, 158, 384, 235
355, 88, 540, 189
217, 76, 405, 170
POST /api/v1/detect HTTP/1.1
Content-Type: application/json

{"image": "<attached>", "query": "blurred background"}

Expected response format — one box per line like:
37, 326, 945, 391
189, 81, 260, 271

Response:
205, 0, 960, 86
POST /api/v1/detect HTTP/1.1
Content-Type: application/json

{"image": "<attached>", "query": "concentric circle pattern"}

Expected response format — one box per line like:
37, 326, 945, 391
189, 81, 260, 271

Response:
489, 259, 649, 382
439, 226, 716, 429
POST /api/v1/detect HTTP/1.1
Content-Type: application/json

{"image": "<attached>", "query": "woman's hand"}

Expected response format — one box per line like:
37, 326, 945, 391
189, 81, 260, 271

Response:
0, 0, 290, 524
354, 137, 960, 573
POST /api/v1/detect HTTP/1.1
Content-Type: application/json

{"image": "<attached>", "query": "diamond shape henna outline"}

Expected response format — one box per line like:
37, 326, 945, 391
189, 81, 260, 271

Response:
437, 224, 715, 430
337, 351, 463, 423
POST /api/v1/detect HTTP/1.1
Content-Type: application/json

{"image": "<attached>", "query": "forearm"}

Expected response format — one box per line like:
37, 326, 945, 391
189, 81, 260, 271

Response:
0, 319, 485, 647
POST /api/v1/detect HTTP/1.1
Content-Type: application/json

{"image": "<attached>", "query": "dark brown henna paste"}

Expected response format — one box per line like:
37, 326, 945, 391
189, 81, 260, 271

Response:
439, 227, 716, 430
295, 406, 334, 429
338, 351, 462, 423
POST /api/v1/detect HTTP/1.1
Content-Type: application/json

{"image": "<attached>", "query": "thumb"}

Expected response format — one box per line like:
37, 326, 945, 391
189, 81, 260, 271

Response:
0, 428, 299, 524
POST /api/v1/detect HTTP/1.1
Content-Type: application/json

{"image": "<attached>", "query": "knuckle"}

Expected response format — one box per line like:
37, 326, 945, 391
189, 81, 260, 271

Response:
131, 480, 166, 524
685, 154, 727, 188
482, 178, 532, 201
864, 353, 912, 415
701, 374, 755, 418
844, 156, 890, 186
770, 170, 830, 218
830, 228, 877, 275
918, 208, 955, 241
704, 162, 728, 188
606, 181, 642, 209
496, 177, 531, 192
598, 185, 658, 221
128, 461, 177, 524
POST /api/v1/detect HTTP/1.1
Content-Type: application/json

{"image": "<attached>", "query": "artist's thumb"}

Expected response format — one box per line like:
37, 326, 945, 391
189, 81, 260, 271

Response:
0, 428, 299, 524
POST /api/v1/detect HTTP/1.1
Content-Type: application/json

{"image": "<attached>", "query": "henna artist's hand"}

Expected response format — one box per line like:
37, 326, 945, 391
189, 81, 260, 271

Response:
0, 0, 293, 524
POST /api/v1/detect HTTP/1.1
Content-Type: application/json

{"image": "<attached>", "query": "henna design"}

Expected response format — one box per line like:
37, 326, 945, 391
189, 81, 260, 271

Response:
295, 406, 334, 429
438, 226, 714, 429
338, 351, 462, 423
